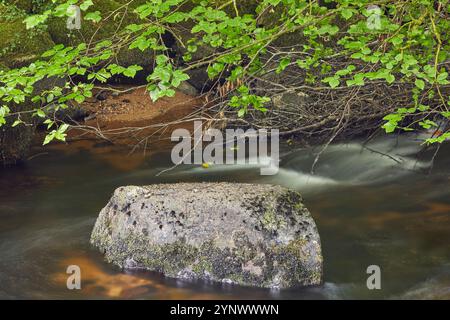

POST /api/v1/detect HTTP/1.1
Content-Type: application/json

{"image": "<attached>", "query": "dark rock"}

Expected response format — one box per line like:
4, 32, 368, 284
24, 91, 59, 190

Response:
177, 81, 199, 96
95, 90, 109, 101
0, 111, 35, 166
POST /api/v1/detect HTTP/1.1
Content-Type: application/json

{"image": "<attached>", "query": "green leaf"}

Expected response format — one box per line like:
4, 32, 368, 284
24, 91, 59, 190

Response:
129, 37, 153, 51
418, 104, 429, 112
164, 12, 187, 23
164, 89, 176, 97
382, 121, 397, 133
207, 63, 225, 79
47, 94, 55, 103
12, 119, 23, 127
391, 35, 404, 46
43, 133, 55, 146
415, 79, 425, 90
323, 76, 340, 88
156, 55, 169, 65
276, 58, 291, 74
171, 70, 190, 87
44, 119, 55, 130
123, 65, 143, 78
437, 72, 448, 84
80, 0, 94, 11
385, 73, 395, 84
426, 132, 450, 144
347, 73, 365, 86
341, 8, 354, 20
85, 11, 101, 23
419, 120, 437, 130
237, 108, 246, 118
35, 109, 46, 118
74, 95, 85, 104
329, 77, 340, 88
24, 13, 49, 29
317, 24, 339, 36
126, 24, 144, 33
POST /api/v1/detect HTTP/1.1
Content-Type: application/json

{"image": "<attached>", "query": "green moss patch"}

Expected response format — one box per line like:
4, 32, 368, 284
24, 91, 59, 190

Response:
0, 5, 54, 68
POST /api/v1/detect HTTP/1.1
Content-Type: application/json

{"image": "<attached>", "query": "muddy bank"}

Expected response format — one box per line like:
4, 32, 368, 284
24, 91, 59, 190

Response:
66, 85, 205, 147
22, 85, 207, 171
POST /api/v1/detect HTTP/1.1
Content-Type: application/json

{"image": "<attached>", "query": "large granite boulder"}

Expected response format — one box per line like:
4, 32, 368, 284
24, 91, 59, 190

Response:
91, 183, 323, 289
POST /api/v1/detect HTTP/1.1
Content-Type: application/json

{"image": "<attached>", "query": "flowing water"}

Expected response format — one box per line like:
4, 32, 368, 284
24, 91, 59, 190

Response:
0, 133, 449, 299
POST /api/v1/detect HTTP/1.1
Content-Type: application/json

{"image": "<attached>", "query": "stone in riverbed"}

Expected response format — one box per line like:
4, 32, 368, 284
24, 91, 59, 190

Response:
90, 183, 323, 289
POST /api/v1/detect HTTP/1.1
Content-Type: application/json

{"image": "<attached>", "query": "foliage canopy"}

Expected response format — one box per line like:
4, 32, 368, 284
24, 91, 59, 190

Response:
0, 0, 448, 144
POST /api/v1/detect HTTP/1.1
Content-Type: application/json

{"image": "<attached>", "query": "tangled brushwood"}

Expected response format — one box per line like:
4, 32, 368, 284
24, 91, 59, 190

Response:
211, 44, 448, 143
0, 0, 449, 157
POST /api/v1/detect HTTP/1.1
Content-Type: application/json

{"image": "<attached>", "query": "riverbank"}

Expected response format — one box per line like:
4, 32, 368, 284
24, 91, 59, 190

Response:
67, 85, 204, 144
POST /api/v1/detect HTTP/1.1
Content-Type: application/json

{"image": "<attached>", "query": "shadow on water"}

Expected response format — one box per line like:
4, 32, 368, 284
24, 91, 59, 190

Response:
0, 133, 449, 299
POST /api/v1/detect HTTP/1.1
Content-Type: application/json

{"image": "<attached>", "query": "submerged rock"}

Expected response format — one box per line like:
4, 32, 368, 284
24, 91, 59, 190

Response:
90, 183, 323, 289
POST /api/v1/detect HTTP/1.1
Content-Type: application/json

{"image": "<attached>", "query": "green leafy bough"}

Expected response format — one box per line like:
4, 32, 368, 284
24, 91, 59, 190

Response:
0, 0, 448, 146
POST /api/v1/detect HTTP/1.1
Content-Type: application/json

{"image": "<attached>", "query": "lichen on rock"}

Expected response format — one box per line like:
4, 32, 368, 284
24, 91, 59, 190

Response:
90, 183, 323, 289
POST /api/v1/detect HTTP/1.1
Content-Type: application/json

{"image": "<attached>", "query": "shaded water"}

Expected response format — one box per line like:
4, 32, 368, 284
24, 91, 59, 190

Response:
0, 134, 449, 299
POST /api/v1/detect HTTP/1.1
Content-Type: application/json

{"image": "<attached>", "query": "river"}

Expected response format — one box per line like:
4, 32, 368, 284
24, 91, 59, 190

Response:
0, 133, 449, 299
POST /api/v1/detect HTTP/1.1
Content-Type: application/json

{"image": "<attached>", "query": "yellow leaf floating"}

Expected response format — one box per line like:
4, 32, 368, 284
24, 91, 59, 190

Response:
202, 163, 210, 169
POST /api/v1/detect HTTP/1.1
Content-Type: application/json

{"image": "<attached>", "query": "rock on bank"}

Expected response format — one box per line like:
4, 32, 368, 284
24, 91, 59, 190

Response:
90, 183, 323, 289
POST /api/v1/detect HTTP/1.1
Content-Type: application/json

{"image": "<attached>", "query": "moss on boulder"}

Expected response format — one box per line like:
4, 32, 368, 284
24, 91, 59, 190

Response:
0, 3, 51, 165
47, 0, 154, 68
9, 0, 33, 13
0, 4, 55, 68
0, 62, 8, 71
91, 183, 323, 289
